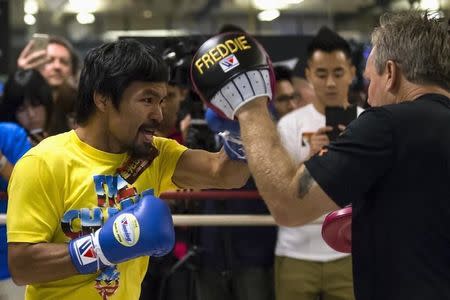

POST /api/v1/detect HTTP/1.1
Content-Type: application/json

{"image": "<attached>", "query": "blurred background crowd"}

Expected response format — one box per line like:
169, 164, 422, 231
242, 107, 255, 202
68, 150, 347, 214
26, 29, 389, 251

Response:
0, 1, 448, 300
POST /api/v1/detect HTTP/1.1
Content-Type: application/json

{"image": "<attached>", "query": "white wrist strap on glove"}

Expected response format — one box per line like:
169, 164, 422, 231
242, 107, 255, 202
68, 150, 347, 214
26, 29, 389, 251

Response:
211, 69, 272, 119
92, 231, 114, 270
218, 131, 246, 161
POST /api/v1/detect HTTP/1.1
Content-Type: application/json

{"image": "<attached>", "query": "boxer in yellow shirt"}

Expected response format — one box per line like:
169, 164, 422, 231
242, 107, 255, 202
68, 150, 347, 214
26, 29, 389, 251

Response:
7, 39, 249, 300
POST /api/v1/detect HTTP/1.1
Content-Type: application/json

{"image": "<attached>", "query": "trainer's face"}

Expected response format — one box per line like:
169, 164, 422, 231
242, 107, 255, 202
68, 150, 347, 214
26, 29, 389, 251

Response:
306, 50, 355, 107
364, 48, 395, 107
107, 81, 165, 158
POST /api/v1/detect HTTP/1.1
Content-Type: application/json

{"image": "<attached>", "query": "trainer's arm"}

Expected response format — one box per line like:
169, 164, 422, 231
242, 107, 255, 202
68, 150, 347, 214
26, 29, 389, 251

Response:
8, 243, 77, 285
236, 98, 339, 226
172, 148, 250, 190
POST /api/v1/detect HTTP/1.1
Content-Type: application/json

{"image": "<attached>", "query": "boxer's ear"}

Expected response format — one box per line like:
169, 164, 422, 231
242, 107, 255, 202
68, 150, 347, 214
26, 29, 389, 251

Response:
93, 91, 108, 112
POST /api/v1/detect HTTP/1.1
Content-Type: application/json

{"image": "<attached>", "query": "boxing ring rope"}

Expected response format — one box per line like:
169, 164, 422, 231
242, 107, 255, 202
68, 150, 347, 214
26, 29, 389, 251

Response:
161, 190, 262, 200
0, 190, 324, 226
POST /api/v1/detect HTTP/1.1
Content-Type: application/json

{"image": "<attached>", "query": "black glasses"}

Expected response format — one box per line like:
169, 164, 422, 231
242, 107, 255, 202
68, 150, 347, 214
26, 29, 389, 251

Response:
275, 93, 301, 103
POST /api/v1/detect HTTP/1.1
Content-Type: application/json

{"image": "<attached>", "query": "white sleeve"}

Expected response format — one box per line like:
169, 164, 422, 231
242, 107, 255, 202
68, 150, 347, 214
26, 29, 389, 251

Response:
277, 115, 304, 164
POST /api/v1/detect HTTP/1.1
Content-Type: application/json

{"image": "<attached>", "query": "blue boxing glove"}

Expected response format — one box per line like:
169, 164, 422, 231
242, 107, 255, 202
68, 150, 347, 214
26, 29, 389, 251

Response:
205, 108, 246, 161
69, 190, 175, 274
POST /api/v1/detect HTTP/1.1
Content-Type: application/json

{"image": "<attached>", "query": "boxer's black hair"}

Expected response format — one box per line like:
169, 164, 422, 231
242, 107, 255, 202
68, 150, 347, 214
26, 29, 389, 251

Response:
307, 26, 352, 61
76, 39, 169, 124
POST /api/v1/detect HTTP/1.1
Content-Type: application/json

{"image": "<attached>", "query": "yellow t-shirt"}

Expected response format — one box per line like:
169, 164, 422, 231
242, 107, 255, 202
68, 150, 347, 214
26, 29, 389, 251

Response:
7, 130, 187, 300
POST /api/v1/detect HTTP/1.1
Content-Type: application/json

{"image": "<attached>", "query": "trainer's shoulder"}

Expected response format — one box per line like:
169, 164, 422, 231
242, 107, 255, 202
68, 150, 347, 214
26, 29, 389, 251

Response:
381, 94, 449, 115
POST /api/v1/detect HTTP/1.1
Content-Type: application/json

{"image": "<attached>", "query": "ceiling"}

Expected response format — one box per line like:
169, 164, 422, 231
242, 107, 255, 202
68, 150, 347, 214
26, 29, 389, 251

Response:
8, 0, 450, 42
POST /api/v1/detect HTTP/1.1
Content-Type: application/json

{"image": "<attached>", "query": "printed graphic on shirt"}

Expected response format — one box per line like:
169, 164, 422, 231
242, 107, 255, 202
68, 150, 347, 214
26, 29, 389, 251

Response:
61, 173, 151, 299
95, 267, 120, 300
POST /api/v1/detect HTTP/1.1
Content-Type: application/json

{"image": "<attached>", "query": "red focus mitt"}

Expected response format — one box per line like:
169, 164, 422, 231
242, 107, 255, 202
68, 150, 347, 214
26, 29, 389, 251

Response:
322, 205, 352, 253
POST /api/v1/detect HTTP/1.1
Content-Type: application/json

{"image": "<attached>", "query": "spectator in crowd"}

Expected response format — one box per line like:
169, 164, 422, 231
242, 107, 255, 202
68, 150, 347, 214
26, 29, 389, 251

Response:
0, 69, 71, 298
17, 35, 79, 129
274, 27, 360, 300
292, 76, 316, 108
17, 35, 79, 94
0, 69, 61, 145
271, 66, 302, 119
0, 123, 32, 300
193, 24, 277, 300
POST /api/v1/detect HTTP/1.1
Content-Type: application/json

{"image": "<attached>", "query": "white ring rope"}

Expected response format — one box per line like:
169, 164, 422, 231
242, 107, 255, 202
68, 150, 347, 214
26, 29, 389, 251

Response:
0, 214, 324, 226
0, 190, 326, 226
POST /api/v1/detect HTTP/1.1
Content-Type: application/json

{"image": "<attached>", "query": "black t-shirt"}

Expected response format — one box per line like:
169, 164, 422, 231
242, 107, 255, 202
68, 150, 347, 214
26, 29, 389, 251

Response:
305, 94, 450, 300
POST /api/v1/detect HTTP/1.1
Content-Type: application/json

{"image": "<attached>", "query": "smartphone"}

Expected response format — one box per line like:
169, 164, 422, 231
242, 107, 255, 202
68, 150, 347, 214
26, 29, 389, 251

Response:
325, 105, 357, 141
31, 33, 49, 53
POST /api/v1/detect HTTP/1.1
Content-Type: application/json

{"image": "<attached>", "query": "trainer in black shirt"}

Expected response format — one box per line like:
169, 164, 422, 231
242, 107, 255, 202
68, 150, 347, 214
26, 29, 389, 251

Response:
234, 10, 450, 300
306, 94, 450, 300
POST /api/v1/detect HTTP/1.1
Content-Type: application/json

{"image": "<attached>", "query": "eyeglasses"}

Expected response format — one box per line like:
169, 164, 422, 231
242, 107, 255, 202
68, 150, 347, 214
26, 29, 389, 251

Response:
275, 93, 301, 103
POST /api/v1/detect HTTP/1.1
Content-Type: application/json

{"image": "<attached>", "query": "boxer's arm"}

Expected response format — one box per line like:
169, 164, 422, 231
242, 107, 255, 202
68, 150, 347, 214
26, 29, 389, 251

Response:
8, 242, 77, 285
236, 98, 338, 226
172, 147, 249, 190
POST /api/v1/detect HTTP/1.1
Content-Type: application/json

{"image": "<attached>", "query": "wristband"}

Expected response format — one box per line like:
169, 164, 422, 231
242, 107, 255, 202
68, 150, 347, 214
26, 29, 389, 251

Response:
218, 131, 246, 161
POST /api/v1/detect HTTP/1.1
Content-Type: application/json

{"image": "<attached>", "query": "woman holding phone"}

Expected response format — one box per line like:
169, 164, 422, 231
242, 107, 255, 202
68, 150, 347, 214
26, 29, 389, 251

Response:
0, 69, 69, 145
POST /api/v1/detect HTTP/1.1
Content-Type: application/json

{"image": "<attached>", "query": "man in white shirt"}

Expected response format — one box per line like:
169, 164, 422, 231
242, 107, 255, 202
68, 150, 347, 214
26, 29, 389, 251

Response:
275, 27, 362, 300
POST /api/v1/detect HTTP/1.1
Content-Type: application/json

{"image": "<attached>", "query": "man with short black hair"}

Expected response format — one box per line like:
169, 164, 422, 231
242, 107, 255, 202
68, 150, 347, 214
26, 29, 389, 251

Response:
7, 38, 249, 300
275, 27, 358, 300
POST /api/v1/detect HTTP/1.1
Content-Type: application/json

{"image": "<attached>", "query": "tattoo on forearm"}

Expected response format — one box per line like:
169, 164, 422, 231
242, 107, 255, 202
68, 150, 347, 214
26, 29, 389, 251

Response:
298, 168, 315, 198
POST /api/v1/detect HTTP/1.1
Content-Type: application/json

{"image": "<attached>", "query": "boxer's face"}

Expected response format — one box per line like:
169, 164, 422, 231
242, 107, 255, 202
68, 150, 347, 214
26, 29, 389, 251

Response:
105, 81, 165, 158
364, 48, 396, 107
306, 50, 355, 108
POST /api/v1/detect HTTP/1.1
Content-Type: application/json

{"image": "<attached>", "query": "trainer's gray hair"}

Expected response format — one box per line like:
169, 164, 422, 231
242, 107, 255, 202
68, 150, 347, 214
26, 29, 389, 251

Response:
371, 10, 449, 90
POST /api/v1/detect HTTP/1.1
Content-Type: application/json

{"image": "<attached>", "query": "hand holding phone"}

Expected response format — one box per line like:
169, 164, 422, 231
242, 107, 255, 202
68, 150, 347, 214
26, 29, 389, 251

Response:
17, 33, 49, 70
325, 105, 357, 141
309, 126, 333, 157
30, 33, 49, 53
